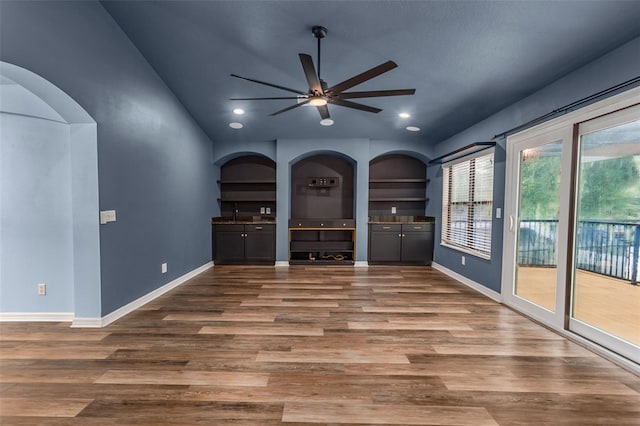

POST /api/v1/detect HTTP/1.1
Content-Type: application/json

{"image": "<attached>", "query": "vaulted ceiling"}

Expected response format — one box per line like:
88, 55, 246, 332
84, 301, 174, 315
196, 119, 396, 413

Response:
101, 0, 640, 146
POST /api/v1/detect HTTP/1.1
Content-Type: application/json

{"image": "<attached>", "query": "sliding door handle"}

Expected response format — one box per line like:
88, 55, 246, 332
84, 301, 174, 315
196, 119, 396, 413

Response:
509, 215, 514, 232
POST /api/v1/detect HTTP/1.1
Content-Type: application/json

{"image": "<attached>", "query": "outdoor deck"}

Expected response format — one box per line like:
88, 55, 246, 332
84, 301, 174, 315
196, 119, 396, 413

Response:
516, 267, 640, 345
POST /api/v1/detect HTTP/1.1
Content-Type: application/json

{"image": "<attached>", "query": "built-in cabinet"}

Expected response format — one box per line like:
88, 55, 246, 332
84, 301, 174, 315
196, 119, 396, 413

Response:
368, 223, 434, 265
368, 154, 434, 265
213, 223, 275, 265
289, 154, 355, 265
213, 155, 276, 265
289, 219, 356, 265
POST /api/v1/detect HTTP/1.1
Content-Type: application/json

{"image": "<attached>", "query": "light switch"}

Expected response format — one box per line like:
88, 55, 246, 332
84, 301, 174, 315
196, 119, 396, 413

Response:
496, 207, 502, 219
391, 206, 397, 214
100, 210, 117, 225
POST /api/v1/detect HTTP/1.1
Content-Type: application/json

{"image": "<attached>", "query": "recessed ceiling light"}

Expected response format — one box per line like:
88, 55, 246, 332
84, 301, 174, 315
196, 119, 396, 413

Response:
229, 122, 243, 129
320, 118, 334, 126
406, 126, 420, 132
398, 112, 411, 119
233, 108, 245, 115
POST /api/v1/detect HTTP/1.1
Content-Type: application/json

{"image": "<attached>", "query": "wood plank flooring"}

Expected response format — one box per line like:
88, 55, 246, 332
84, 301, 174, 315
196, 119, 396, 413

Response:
1, 265, 639, 425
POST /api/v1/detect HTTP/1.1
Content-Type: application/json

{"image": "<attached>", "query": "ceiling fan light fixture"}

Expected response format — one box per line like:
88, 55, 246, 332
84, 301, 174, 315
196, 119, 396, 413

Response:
320, 118, 334, 126
309, 97, 327, 106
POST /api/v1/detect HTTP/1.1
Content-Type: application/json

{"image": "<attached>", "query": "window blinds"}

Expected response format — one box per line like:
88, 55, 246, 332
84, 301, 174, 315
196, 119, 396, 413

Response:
441, 151, 494, 258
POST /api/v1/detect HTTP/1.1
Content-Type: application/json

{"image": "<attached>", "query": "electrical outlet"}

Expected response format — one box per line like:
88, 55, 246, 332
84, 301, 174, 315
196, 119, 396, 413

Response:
161, 263, 167, 274
391, 206, 397, 214
99, 210, 117, 225
265, 207, 271, 215
38, 283, 46, 295
461, 256, 466, 266
260, 207, 266, 214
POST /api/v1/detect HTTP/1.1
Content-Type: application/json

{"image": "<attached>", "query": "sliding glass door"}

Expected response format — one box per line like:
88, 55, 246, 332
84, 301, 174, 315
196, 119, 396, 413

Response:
569, 105, 640, 362
503, 128, 572, 326
503, 88, 639, 366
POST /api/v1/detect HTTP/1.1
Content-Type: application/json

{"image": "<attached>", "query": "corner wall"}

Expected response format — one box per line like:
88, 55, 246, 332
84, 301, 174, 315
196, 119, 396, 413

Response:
427, 36, 640, 293
0, 1, 216, 316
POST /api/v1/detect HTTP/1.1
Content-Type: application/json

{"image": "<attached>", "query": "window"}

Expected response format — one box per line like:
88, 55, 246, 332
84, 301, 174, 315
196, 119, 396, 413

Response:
442, 150, 494, 258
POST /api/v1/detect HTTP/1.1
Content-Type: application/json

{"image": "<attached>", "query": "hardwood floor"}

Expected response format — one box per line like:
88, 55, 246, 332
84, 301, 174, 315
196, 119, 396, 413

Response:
1, 265, 639, 425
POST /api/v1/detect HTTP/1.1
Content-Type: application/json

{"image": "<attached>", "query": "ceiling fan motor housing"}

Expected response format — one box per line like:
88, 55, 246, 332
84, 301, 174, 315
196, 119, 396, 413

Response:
312, 26, 327, 39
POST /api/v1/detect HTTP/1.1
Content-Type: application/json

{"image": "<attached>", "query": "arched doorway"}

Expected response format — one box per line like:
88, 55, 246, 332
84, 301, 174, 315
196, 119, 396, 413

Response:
0, 61, 101, 323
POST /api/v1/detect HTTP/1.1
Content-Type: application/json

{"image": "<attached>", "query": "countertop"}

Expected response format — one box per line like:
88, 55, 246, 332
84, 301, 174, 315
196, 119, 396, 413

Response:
368, 215, 435, 224
211, 217, 276, 224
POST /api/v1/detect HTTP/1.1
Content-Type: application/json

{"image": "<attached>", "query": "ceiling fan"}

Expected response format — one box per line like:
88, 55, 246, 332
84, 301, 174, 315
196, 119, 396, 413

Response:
230, 26, 415, 120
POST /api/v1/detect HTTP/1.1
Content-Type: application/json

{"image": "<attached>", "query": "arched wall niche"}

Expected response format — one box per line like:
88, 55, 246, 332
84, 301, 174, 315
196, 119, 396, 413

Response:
290, 151, 356, 220
0, 61, 101, 322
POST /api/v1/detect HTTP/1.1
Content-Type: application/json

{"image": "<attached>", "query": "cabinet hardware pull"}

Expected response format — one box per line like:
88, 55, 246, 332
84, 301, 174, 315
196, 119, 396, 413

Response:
255, 226, 263, 230
413, 226, 422, 230
383, 226, 391, 230
398, 234, 402, 237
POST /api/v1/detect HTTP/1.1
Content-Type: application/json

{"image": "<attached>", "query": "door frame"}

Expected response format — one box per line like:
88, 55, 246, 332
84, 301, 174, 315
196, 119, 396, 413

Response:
502, 126, 574, 330
501, 86, 640, 367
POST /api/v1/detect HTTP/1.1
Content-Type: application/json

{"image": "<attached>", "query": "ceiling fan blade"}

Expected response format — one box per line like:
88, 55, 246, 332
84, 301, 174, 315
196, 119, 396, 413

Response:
328, 98, 382, 114
230, 96, 306, 100
338, 89, 415, 99
230, 73, 307, 96
327, 61, 398, 94
299, 54, 322, 94
317, 104, 330, 120
269, 99, 310, 116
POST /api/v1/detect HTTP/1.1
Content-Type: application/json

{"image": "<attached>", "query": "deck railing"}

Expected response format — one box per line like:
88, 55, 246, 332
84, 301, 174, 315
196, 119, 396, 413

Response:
519, 219, 640, 284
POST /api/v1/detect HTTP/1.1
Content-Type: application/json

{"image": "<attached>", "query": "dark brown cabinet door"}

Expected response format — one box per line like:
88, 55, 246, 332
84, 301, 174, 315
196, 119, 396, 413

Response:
214, 225, 245, 264
401, 227, 432, 265
369, 225, 402, 263
368, 223, 434, 265
244, 225, 275, 263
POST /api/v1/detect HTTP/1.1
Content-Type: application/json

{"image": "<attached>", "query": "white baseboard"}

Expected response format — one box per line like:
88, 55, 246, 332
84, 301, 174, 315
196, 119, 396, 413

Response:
354, 261, 369, 268
0, 312, 74, 322
275, 261, 289, 267
431, 262, 502, 303
71, 261, 213, 328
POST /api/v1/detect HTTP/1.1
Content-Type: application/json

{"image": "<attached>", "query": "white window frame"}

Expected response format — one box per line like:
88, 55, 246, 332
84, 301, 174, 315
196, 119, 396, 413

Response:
441, 148, 495, 259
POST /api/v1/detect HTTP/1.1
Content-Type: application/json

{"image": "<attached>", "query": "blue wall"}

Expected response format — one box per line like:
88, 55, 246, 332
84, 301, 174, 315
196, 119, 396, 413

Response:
1, 113, 75, 312
427, 36, 640, 293
0, 1, 216, 316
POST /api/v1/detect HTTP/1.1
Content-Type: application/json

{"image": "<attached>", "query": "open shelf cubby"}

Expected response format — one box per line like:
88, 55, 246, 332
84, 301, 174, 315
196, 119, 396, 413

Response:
369, 154, 428, 217
289, 154, 355, 265
218, 155, 276, 219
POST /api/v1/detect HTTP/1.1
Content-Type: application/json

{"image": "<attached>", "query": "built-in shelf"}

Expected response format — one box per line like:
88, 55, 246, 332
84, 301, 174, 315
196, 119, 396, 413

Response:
369, 154, 428, 217
218, 180, 276, 184
218, 155, 276, 219
369, 197, 428, 202
369, 178, 428, 183
289, 219, 355, 265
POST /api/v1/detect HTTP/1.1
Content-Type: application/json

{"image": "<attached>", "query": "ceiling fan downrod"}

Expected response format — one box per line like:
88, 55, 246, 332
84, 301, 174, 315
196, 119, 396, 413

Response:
312, 26, 327, 81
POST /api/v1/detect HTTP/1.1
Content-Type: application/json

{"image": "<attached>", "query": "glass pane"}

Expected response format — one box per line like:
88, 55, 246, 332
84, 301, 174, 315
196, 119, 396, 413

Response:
515, 140, 563, 311
572, 119, 640, 346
